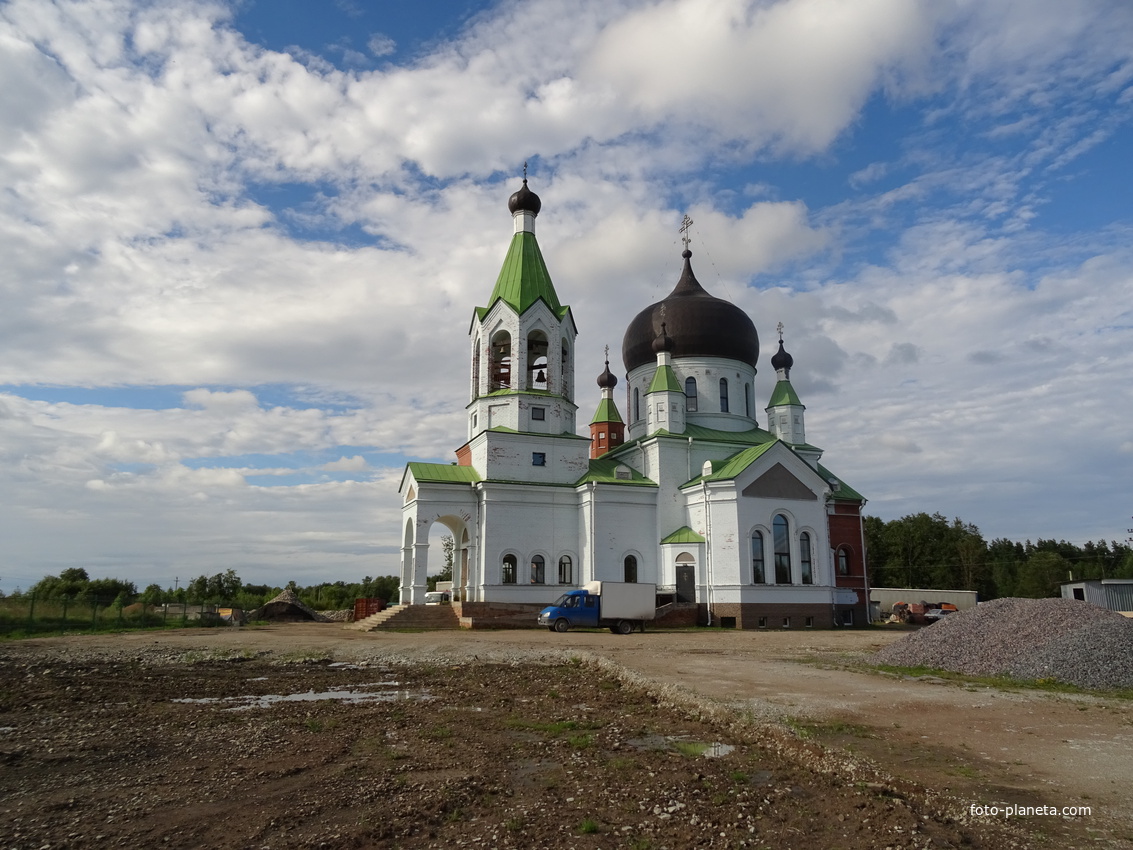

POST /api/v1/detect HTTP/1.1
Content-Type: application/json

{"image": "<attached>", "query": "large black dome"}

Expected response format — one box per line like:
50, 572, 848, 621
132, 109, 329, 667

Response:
622, 251, 759, 373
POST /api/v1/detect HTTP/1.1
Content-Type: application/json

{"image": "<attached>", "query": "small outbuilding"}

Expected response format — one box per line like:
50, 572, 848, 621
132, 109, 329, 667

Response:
1061, 579, 1133, 617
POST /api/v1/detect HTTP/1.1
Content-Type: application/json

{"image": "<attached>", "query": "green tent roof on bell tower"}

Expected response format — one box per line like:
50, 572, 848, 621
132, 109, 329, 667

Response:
475, 231, 569, 321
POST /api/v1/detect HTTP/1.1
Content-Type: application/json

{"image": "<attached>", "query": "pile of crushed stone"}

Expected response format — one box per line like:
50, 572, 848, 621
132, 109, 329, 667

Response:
874, 597, 1133, 690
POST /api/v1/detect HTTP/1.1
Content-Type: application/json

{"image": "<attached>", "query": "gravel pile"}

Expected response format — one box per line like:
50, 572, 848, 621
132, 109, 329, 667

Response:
874, 597, 1133, 690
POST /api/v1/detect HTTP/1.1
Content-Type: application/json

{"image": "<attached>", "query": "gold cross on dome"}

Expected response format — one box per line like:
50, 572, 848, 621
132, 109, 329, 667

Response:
679, 215, 693, 250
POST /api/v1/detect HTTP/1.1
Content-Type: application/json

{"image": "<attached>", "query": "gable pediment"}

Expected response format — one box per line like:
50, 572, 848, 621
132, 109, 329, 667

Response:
741, 462, 818, 501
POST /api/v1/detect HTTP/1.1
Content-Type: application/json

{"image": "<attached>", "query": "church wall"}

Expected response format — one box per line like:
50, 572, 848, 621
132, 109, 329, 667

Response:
474, 483, 582, 604
581, 484, 658, 585
735, 498, 831, 587
700, 484, 744, 588
467, 431, 590, 485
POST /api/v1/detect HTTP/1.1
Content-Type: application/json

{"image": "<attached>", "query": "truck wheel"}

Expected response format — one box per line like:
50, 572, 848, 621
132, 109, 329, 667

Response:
615, 619, 633, 635
554, 618, 570, 633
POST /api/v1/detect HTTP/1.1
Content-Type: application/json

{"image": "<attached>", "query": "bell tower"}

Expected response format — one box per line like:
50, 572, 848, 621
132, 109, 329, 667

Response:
466, 173, 578, 440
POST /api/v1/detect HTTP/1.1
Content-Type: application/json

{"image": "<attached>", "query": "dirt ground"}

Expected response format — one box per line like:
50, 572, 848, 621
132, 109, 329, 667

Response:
0, 624, 1129, 849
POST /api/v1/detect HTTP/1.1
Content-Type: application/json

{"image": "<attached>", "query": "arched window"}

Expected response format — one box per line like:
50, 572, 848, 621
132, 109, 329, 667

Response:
773, 515, 792, 584
501, 554, 517, 584
558, 555, 572, 584
490, 331, 511, 390
685, 377, 698, 411
633, 387, 641, 422
719, 378, 729, 413
472, 337, 481, 397
745, 383, 752, 418
624, 555, 638, 583
751, 531, 765, 584
561, 339, 571, 400
527, 331, 549, 390
800, 532, 813, 585
530, 554, 545, 584
837, 547, 851, 576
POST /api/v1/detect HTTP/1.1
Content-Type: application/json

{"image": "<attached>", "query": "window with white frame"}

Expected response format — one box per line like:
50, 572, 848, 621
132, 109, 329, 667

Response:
773, 515, 792, 584
558, 555, 572, 584
837, 547, 851, 575
624, 555, 638, 583
751, 531, 766, 584
502, 554, 517, 584
800, 532, 813, 585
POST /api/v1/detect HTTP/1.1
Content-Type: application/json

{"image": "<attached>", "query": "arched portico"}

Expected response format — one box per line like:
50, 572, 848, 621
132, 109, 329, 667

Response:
400, 513, 472, 605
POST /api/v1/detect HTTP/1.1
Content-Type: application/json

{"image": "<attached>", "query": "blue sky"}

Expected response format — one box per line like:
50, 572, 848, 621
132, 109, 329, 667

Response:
1, 0, 1131, 593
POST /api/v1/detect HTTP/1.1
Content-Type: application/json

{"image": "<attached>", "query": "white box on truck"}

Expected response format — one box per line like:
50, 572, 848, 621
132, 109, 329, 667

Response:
583, 581, 656, 621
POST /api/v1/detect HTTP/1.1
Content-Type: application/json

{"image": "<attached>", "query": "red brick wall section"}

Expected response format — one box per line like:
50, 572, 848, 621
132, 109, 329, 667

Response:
455, 444, 472, 466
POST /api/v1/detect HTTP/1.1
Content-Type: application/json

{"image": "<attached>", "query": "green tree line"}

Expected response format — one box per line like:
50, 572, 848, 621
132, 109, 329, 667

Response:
8, 524, 1126, 608
6, 568, 403, 611
866, 512, 1133, 598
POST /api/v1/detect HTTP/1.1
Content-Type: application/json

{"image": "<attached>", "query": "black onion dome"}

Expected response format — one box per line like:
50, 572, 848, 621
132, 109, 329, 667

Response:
622, 250, 759, 373
770, 339, 793, 371
651, 322, 675, 354
507, 179, 541, 216
597, 359, 618, 389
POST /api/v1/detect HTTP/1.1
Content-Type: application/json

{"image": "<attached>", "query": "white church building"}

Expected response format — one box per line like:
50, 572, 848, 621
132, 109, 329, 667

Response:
399, 180, 869, 628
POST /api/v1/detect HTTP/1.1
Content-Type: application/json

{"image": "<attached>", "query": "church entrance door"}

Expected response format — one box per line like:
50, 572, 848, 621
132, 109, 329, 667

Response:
675, 564, 695, 604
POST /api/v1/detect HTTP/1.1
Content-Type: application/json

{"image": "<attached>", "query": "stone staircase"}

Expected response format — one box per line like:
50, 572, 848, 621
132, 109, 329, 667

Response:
347, 604, 461, 632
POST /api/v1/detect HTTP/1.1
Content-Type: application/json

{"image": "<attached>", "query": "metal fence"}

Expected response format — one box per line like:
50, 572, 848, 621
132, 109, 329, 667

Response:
0, 595, 206, 637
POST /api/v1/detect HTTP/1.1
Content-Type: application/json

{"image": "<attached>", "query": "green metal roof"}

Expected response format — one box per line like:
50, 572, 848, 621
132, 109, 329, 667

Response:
604, 423, 776, 463
405, 463, 483, 485
647, 364, 683, 394
660, 525, 706, 544
589, 397, 623, 425
574, 456, 657, 487
475, 231, 569, 320
767, 379, 804, 408
817, 463, 865, 502
680, 441, 781, 488
681, 422, 776, 444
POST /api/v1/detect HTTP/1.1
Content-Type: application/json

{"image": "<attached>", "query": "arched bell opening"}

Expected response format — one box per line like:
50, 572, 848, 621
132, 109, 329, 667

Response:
471, 336, 481, 399
490, 330, 512, 390
560, 337, 572, 401
527, 330, 549, 391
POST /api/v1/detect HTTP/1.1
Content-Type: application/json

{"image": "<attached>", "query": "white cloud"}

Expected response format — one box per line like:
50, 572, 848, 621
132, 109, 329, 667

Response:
1, 0, 1132, 592
323, 455, 368, 471
367, 33, 396, 57
583, 0, 937, 153
182, 388, 260, 411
